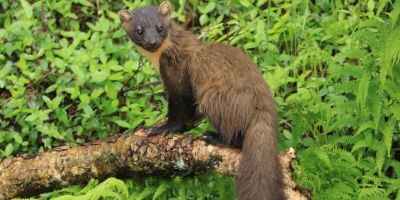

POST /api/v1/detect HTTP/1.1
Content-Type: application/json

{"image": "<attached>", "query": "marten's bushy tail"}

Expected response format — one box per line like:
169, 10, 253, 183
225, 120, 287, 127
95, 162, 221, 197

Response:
237, 111, 285, 200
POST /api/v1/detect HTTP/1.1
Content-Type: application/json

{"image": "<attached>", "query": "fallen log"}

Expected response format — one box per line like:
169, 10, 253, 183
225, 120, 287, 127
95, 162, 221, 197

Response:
0, 129, 306, 200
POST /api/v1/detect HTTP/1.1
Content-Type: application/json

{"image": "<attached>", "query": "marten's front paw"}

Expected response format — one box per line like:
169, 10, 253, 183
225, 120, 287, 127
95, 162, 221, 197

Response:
146, 123, 185, 136
146, 125, 166, 136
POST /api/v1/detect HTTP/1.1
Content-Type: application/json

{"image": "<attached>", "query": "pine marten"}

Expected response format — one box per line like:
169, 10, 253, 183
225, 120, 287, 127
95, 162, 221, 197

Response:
118, 1, 285, 199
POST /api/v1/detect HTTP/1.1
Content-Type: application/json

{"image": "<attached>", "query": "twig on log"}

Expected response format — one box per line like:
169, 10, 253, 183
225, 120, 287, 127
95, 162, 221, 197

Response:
122, 81, 162, 93
0, 129, 306, 200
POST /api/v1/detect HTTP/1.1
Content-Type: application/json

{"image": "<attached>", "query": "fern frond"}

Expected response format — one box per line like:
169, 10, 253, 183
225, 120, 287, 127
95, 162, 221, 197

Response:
152, 181, 169, 200
384, 79, 400, 100
386, 177, 400, 193
389, 0, 400, 26
334, 81, 359, 95
357, 73, 371, 109
327, 114, 357, 133
390, 103, 400, 121
393, 63, 400, 81
382, 119, 395, 157
136, 186, 155, 200
375, 143, 387, 173
322, 145, 357, 164
354, 121, 374, 137
357, 187, 386, 200
301, 147, 332, 171
390, 160, 400, 180
329, 135, 354, 145
361, 175, 384, 186
380, 25, 400, 87
377, 0, 390, 16
386, 26, 400, 66
315, 183, 355, 200
328, 64, 365, 79
353, 29, 381, 55
178, 180, 186, 200
53, 178, 129, 200
351, 140, 369, 152
335, 49, 368, 62
366, 80, 383, 130
336, 100, 359, 114
356, 18, 385, 29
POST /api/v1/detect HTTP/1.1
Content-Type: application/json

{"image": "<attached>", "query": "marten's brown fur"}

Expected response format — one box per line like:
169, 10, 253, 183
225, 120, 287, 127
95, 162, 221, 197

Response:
119, 1, 285, 199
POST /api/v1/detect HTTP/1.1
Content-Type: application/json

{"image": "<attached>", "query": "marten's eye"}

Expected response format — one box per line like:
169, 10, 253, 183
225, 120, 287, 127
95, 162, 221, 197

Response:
157, 25, 163, 33
136, 28, 143, 35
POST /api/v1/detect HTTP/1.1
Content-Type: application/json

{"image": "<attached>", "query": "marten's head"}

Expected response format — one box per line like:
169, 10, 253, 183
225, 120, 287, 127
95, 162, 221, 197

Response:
119, 1, 171, 53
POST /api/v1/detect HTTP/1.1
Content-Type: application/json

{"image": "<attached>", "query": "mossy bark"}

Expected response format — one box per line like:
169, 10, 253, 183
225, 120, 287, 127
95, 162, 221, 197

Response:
0, 129, 305, 200
0, 129, 240, 199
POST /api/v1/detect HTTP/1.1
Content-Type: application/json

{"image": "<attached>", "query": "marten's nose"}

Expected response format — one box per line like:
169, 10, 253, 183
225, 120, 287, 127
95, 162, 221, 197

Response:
149, 41, 157, 48
145, 41, 158, 52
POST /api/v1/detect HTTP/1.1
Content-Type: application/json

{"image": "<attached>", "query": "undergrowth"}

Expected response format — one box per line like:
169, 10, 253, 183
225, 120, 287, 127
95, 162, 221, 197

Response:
1, 0, 400, 199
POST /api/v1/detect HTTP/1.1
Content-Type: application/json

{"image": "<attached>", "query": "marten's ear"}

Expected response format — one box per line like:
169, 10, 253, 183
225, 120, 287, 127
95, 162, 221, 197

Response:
158, 1, 171, 18
118, 9, 132, 23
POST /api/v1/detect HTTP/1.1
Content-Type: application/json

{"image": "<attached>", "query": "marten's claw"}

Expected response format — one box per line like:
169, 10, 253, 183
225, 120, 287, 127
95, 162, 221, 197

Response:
146, 123, 186, 136
202, 132, 224, 146
202, 131, 242, 148
146, 126, 166, 136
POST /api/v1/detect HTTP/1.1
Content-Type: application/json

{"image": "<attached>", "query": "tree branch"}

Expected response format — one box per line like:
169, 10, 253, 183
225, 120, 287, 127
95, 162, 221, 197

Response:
0, 129, 306, 200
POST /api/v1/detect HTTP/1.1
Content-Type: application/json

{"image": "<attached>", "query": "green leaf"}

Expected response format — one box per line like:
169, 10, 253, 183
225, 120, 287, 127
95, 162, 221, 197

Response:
199, 15, 209, 25
203, 2, 216, 13
20, 0, 33, 18
18, 57, 28, 71
70, 65, 85, 80
0, 62, 12, 78
79, 94, 90, 106
112, 118, 131, 129
45, 84, 58, 93
25, 114, 36, 122
108, 72, 125, 81
4, 143, 14, 157
256, 20, 265, 43
91, 71, 109, 83
239, 0, 252, 8
57, 109, 69, 125
0, 29, 6, 39
91, 88, 105, 99
65, 87, 80, 99
112, 29, 126, 39
52, 96, 63, 109
367, 0, 375, 12
105, 81, 118, 99
130, 118, 144, 129
42, 95, 52, 109
14, 134, 23, 144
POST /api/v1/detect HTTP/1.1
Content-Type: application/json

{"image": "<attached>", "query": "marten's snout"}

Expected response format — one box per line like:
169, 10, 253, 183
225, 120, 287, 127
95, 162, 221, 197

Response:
143, 30, 163, 52
145, 40, 159, 52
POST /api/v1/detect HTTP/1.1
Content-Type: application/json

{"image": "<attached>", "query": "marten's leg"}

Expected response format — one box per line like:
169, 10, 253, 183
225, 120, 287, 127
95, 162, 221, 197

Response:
146, 94, 201, 136
202, 131, 243, 148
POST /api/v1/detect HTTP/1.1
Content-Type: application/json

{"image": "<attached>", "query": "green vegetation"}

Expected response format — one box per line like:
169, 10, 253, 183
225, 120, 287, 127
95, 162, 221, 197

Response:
1, 0, 399, 199
34, 174, 234, 200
